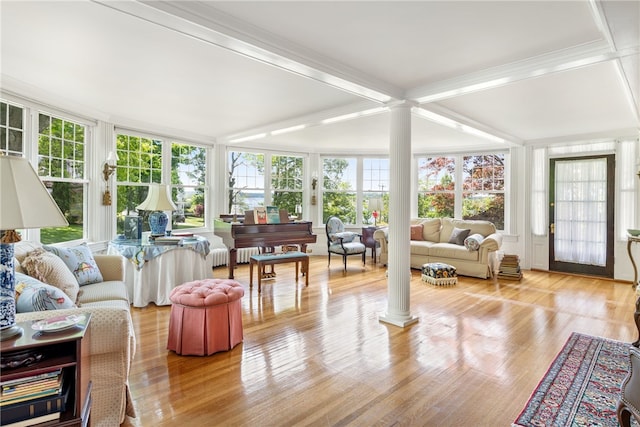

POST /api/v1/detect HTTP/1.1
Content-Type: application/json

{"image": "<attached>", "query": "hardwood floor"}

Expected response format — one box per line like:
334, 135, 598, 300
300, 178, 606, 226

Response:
121, 257, 637, 426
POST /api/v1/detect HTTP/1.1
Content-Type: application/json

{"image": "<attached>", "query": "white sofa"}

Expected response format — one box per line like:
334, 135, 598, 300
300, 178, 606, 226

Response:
13, 241, 136, 427
373, 218, 503, 279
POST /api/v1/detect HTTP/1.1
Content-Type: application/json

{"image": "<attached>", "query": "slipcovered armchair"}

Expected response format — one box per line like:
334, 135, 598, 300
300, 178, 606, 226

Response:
325, 216, 366, 272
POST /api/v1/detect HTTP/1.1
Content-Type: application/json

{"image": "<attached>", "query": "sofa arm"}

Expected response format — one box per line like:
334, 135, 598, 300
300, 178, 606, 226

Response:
373, 228, 389, 265
15, 306, 135, 357
94, 254, 125, 282
478, 232, 502, 260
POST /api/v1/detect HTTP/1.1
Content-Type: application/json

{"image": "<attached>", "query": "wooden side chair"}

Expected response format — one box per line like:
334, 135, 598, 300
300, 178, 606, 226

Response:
325, 216, 366, 272
618, 345, 640, 427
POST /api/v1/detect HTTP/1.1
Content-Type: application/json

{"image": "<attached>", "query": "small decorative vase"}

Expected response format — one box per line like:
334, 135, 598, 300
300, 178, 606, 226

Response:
149, 211, 168, 236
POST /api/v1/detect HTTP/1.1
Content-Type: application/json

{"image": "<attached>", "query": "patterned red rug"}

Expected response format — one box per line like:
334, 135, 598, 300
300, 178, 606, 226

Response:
513, 332, 635, 427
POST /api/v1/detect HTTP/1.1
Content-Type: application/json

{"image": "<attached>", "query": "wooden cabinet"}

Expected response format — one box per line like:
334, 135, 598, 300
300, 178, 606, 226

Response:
1, 314, 92, 426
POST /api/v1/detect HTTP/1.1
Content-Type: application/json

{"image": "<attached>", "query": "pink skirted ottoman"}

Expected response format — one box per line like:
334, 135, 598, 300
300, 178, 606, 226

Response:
167, 279, 245, 356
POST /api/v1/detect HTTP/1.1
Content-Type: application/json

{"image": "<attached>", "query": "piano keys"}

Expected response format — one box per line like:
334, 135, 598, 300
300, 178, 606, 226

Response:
214, 219, 317, 279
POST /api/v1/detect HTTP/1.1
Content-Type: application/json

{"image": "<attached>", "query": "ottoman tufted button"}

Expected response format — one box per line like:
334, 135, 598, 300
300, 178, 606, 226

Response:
167, 279, 245, 356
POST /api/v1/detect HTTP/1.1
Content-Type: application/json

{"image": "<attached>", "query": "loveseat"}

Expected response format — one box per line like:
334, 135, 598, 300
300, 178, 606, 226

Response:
12, 241, 136, 427
373, 218, 503, 278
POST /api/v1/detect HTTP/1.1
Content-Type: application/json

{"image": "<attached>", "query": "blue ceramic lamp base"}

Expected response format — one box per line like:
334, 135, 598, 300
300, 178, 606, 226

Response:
0, 241, 23, 341
148, 211, 169, 236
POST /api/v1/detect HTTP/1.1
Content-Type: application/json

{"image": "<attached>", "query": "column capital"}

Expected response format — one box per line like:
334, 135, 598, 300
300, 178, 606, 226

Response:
385, 99, 418, 110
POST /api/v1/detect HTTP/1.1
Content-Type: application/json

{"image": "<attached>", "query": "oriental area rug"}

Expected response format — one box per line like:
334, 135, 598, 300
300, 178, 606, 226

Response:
513, 332, 638, 427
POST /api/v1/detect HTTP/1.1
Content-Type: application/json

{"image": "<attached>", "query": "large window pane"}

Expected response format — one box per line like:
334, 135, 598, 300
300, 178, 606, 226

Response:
171, 142, 206, 229
363, 158, 389, 225
322, 157, 356, 224
228, 151, 264, 215
272, 154, 303, 217
38, 113, 87, 243
115, 132, 163, 233
462, 154, 505, 229
418, 156, 455, 218
0, 101, 24, 156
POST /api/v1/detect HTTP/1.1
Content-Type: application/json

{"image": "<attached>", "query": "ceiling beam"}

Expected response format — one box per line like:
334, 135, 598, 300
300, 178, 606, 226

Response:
408, 41, 638, 104
92, 0, 403, 103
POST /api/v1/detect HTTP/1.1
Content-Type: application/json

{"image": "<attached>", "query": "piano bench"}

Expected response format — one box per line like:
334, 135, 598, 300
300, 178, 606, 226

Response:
249, 251, 309, 293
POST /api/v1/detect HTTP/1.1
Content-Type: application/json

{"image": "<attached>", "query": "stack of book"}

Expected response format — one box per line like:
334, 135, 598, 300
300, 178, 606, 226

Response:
0, 368, 69, 426
497, 254, 523, 280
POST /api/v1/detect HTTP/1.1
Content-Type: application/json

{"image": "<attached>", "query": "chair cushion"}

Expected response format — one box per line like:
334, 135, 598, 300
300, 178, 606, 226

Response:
329, 242, 365, 255
332, 231, 357, 243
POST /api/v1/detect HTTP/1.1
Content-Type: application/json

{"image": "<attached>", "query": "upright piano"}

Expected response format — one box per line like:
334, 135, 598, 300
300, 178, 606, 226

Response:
214, 219, 317, 279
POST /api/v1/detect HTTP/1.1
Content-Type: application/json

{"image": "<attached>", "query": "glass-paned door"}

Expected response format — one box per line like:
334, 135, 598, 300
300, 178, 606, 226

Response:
549, 155, 614, 277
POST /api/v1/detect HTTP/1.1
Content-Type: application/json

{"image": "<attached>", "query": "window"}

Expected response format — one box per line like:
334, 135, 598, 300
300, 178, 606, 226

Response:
171, 142, 207, 230
417, 153, 506, 230
322, 157, 357, 224
115, 133, 163, 233
363, 158, 389, 225
271, 154, 303, 217
228, 151, 265, 215
462, 154, 505, 229
418, 156, 455, 218
38, 113, 87, 244
0, 101, 24, 156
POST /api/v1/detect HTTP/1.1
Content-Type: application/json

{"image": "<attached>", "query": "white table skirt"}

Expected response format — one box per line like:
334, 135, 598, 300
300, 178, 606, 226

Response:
114, 247, 209, 307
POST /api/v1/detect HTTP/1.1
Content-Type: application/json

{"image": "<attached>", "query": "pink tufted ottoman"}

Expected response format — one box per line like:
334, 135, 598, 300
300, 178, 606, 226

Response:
167, 279, 245, 356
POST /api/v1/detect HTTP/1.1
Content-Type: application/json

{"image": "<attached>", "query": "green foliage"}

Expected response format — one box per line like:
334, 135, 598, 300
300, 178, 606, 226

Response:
40, 224, 83, 245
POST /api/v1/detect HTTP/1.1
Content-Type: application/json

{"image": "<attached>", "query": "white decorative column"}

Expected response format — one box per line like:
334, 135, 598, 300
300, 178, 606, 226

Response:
379, 101, 418, 327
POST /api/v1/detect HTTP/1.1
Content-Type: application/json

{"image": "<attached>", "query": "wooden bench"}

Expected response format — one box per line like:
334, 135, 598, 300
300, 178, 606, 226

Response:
249, 251, 309, 293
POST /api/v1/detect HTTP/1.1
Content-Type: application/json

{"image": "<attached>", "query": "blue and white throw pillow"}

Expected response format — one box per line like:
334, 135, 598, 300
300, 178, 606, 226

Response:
43, 243, 103, 286
15, 273, 75, 313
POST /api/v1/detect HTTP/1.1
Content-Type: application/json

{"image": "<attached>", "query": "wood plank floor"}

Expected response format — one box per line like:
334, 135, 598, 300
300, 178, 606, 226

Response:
121, 257, 638, 426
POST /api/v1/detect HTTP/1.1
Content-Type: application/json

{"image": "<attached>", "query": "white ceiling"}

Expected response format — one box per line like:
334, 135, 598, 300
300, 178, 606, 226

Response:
1, 0, 638, 154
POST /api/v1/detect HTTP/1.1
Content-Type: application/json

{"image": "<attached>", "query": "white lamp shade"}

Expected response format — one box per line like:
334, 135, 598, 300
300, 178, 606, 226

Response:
0, 156, 69, 230
136, 184, 177, 211
369, 198, 383, 212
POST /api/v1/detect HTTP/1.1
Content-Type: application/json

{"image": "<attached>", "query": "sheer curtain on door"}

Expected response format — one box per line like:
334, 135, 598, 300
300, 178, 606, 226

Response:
554, 158, 607, 266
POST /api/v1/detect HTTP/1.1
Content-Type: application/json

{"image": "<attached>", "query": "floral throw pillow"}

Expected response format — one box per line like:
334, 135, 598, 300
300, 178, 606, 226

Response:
15, 273, 75, 313
464, 233, 485, 251
43, 243, 103, 286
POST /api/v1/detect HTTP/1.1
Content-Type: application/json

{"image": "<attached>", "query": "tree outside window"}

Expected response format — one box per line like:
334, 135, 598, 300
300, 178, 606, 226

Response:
271, 154, 303, 217
463, 154, 505, 229
171, 142, 206, 229
322, 157, 356, 224
418, 156, 455, 218
228, 151, 264, 215
115, 133, 162, 233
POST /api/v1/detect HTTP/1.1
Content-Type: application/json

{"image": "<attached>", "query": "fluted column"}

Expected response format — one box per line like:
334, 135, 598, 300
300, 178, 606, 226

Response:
379, 101, 418, 327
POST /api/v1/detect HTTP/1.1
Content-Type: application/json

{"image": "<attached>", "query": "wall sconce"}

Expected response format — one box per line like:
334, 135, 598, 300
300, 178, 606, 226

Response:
102, 151, 118, 206
311, 173, 318, 205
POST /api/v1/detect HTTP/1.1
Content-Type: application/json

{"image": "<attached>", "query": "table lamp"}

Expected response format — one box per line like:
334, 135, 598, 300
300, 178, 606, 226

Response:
136, 184, 177, 236
0, 155, 69, 340
369, 198, 383, 226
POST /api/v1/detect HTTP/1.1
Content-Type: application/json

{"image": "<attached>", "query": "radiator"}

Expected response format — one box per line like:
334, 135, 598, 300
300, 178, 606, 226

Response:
210, 247, 260, 266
